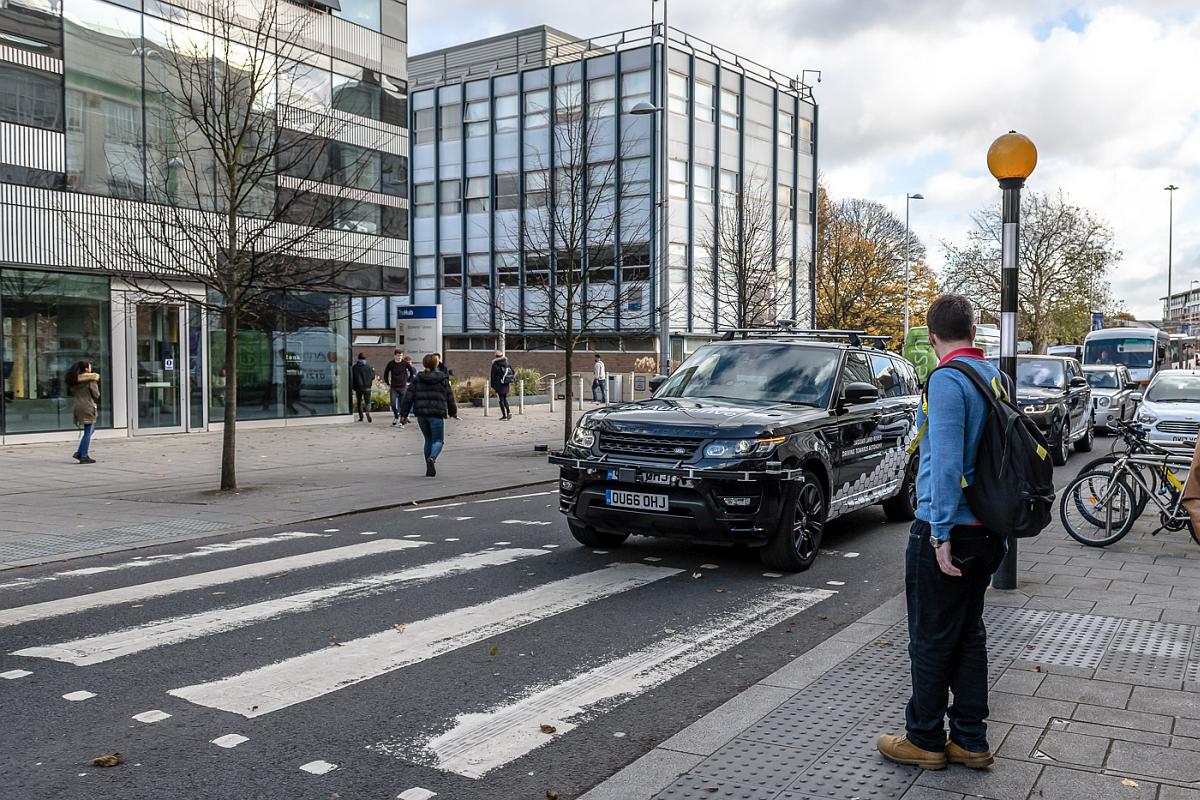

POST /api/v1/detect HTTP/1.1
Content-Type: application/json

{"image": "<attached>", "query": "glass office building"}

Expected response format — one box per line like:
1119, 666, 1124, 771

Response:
352, 25, 816, 358
0, 0, 408, 442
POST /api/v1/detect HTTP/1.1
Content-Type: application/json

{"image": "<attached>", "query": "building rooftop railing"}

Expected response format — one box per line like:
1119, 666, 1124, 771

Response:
409, 23, 815, 101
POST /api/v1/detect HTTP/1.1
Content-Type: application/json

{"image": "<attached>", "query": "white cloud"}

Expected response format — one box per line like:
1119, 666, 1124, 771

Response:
409, 1, 1200, 319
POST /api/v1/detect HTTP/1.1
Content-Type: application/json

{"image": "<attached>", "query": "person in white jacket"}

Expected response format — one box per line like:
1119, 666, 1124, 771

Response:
592, 354, 607, 403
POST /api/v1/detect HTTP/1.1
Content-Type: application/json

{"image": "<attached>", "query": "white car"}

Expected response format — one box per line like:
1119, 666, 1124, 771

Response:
1084, 364, 1137, 431
1136, 369, 1200, 447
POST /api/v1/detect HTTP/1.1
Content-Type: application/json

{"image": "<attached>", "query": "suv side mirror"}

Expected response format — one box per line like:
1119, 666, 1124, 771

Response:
648, 375, 667, 393
1131, 392, 1143, 403
842, 382, 880, 405
1125, 381, 1139, 391
1069, 376, 1087, 388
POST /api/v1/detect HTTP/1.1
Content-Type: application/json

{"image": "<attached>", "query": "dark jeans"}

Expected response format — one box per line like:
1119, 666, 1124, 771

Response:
417, 416, 445, 461
592, 378, 606, 402
497, 389, 511, 418
354, 390, 370, 418
389, 387, 405, 419
905, 519, 1005, 752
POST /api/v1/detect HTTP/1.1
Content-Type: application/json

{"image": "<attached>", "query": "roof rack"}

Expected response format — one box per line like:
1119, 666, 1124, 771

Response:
719, 328, 893, 348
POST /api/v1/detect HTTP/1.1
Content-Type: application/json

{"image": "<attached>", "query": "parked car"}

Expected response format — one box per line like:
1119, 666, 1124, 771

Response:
1084, 364, 1137, 432
1135, 369, 1200, 448
991, 355, 1093, 466
552, 330, 921, 572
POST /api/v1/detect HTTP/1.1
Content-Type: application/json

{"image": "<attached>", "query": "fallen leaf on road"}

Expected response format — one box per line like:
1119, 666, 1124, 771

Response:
1122, 780, 1139, 788
734, 654, 743, 660
489, 646, 499, 657
393, 624, 406, 634
715, 588, 725, 593
664, 628, 677, 635
539, 724, 557, 734
546, 791, 559, 800
876, 640, 894, 648
329, 636, 343, 647
692, 572, 703, 579
1034, 665, 1043, 672
92, 753, 123, 768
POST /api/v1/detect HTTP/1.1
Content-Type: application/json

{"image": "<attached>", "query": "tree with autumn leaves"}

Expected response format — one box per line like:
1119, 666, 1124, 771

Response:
815, 187, 937, 347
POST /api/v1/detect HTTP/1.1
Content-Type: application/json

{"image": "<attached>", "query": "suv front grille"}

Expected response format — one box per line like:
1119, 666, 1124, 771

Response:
597, 431, 703, 460
1157, 420, 1200, 436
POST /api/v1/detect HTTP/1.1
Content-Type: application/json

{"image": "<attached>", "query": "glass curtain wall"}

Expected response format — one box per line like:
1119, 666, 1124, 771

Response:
1, 269, 112, 434
207, 292, 349, 422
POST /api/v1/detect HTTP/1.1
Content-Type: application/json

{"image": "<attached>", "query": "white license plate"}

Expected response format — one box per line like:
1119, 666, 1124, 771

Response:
605, 489, 669, 511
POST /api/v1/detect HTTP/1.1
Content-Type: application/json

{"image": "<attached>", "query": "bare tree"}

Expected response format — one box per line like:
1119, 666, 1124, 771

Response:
941, 190, 1121, 352
815, 186, 933, 345
66, 0, 392, 489
694, 175, 791, 330
497, 83, 653, 441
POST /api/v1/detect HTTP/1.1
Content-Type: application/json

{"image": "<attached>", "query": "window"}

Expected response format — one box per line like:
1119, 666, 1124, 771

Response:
588, 244, 616, 282
623, 157, 651, 197
840, 352, 874, 390
554, 81, 582, 124
414, 255, 435, 290
694, 81, 714, 122
778, 108, 794, 146
439, 179, 461, 215
669, 159, 688, 200
280, 59, 331, 113
668, 72, 689, 115
798, 188, 812, 218
413, 108, 434, 144
524, 169, 549, 208
332, 71, 381, 120
797, 117, 812, 146
414, 182, 435, 217
0, 0, 63, 59
779, 184, 794, 220
494, 173, 519, 210
439, 103, 462, 141
381, 153, 408, 198
334, 198, 380, 234
466, 176, 489, 213
334, 0, 381, 32
442, 255, 463, 289
693, 164, 714, 204
382, 205, 407, 238
329, 142, 381, 192
464, 99, 489, 138
589, 76, 615, 118
496, 252, 520, 286
555, 167, 579, 209
622, 242, 650, 282
871, 355, 910, 398
523, 89, 549, 129
588, 161, 616, 204
525, 253, 550, 286
494, 94, 518, 133
0, 269, 112, 434
467, 254, 490, 287
720, 88, 739, 129
669, 242, 688, 287
720, 169, 738, 197
621, 70, 651, 112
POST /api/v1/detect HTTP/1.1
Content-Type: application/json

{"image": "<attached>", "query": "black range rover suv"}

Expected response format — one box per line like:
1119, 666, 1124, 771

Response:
551, 330, 922, 571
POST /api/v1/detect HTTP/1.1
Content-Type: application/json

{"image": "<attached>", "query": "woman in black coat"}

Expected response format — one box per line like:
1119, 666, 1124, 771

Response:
401, 354, 458, 476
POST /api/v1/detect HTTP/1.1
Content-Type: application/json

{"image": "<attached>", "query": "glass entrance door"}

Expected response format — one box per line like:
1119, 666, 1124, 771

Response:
134, 303, 184, 432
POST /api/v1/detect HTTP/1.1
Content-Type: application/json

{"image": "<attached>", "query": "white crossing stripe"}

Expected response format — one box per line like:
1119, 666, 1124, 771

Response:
0, 540, 427, 628
400, 587, 834, 778
168, 563, 679, 718
15, 548, 550, 665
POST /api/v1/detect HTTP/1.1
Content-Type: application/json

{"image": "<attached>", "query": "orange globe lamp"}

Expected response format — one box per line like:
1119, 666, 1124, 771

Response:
987, 131, 1037, 182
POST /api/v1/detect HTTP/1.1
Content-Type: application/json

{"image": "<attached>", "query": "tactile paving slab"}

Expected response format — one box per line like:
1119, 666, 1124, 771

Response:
1020, 611, 1123, 669
691, 740, 810, 794
1186, 627, 1200, 686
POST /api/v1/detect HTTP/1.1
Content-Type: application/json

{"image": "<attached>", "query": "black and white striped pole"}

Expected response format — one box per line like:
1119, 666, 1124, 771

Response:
987, 131, 1037, 591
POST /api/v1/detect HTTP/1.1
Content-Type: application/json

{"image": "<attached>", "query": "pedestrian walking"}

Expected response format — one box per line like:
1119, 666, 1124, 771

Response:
592, 353, 607, 403
382, 349, 412, 426
401, 354, 458, 477
434, 353, 452, 377
877, 294, 1006, 771
65, 360, 100, 464
351, 353, 374, 422
400, 354, 417, 425
490, 351, 515, 421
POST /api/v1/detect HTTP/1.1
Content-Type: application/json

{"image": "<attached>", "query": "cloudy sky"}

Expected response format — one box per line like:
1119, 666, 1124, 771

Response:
410, 0, 1200, 320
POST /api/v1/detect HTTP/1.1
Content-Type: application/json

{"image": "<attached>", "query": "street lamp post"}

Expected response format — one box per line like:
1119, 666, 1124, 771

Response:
903, 192, 924, 338
631, 1, 671, 376
1166, 185, 1178, 325
986, 130, 1037, 592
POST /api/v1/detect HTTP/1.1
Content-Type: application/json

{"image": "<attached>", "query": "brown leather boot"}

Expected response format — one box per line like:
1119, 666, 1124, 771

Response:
876, 734, 947, 769
946, 739, 994, 769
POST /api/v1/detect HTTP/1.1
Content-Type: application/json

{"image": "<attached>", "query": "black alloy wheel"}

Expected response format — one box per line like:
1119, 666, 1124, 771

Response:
1051, 418, 1070, 466
760, 470, 826, 572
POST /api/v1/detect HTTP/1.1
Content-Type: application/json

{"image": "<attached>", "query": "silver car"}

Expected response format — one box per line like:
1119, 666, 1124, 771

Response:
1136, 369, 1200, 447
1084, 364, 1137, 431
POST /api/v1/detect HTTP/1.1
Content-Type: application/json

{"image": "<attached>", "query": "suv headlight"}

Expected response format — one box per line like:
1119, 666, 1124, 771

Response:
704, 436, 785, 459
569, 422, 596, 448
1022, 403, 1051, 415
1137, 410, 1157, 425
1096, 396, 1110, 408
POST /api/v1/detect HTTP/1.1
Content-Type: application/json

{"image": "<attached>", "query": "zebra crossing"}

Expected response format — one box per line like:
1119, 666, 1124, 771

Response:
0, 522, 838, 791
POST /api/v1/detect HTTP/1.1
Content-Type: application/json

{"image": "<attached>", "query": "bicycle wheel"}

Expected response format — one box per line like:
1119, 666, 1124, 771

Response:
1074, 454, 1154, 517
1060, 470, 1138, 547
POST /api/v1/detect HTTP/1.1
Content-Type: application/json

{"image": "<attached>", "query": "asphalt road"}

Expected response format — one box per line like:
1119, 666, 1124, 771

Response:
0, 445, 1098, 800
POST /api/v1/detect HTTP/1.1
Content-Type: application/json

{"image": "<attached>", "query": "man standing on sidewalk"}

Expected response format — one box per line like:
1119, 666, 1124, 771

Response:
351, 353, 374, 422
877, 294, 1006, 771
383, 350, 412, 426
592, 353, 607, 403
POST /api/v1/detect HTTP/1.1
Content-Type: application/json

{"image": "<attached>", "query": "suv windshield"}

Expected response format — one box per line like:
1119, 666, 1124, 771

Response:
1146, 374, 1200, 403
1085, 369, 1119, 389
1085, 338, 1155, 369
989, 357, 1065, 389
657, 343, 839, 407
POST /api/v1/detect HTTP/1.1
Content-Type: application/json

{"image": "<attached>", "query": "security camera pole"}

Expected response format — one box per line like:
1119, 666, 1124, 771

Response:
987, 130, 1037, 591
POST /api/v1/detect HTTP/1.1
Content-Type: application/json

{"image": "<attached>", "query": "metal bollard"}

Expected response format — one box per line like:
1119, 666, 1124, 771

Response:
627, 372, 634, 402
549, 378, 556, 412
518, 380, 525, 415
577, 374, 584, 411
483, 380, 490, 416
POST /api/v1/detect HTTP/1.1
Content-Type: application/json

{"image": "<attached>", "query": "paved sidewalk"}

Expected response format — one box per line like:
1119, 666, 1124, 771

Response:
0, 404, 570, 569
583, 517, 1200, 800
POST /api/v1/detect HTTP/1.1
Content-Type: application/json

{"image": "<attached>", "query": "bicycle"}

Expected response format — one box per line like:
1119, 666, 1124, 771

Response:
1060, 443, 1197, 547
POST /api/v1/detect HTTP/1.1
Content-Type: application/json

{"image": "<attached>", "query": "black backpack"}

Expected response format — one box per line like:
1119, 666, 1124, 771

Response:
918, 360, 1055, 539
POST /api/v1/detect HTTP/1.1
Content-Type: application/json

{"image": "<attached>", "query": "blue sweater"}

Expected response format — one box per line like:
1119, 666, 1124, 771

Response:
914, 353, 1001, 541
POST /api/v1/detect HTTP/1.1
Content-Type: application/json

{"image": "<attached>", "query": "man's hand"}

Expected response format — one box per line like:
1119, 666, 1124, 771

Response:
935, 541, 962, 577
